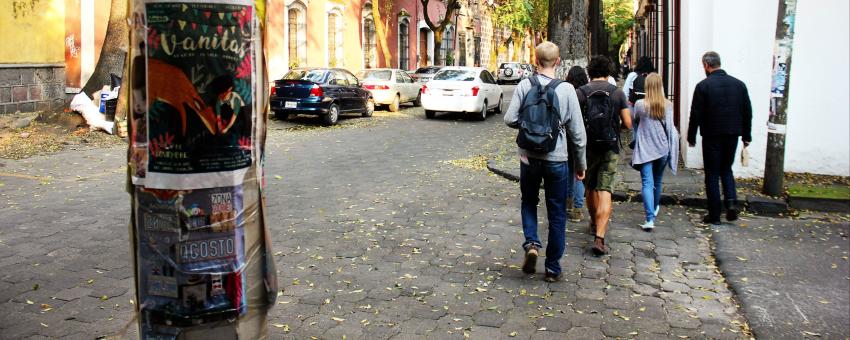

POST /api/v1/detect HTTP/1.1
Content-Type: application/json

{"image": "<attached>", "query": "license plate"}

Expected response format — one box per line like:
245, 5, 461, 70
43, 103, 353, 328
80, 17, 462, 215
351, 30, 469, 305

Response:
285, 101, 297, 108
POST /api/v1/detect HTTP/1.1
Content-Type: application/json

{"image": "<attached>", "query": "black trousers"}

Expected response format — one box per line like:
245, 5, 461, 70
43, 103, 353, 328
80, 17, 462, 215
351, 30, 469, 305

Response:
702, 135, 739, 219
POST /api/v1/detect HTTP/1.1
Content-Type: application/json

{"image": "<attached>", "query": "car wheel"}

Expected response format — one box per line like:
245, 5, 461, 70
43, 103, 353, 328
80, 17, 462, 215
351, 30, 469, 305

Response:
389, 94, 400, 112
425, 110, 436, 119
362, 98, 374, 117
323, 104, 340, 126
274, 111, 289, 121
413, 93, 422, 107
477, 101, 488, 121
493, 95, 503, 114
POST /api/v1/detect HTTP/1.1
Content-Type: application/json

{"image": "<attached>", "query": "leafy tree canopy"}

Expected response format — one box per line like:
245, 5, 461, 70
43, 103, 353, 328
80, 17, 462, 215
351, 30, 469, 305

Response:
602, 0, 633, 52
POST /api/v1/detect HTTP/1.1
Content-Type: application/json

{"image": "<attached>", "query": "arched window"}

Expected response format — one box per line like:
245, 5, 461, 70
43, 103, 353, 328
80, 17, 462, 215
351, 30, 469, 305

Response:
287, 2, 307, 67
327, 9, 343, 67
398, 18, 410, 70
442, 26, 454, 66
362, 3, 377, 69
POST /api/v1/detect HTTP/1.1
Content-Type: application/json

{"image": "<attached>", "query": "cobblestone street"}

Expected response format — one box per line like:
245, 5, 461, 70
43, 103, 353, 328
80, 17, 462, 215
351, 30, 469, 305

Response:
0, 87, 750, 339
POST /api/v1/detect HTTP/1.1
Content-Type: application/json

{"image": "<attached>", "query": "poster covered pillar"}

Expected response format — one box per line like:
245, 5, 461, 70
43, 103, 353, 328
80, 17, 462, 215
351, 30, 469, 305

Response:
125, 0, 277, 338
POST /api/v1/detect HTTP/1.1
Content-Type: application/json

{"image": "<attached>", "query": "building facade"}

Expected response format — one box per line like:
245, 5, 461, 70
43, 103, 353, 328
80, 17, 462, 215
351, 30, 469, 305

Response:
631, 0, 849, 177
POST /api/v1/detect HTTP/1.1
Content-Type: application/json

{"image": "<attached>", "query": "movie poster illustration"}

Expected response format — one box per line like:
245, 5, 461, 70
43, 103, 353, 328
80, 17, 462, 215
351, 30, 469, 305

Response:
139, 1, 256, 190
135, 186, 247, 332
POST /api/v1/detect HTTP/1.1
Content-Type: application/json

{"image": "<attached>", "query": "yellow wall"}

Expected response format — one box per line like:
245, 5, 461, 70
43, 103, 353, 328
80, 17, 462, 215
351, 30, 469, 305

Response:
0, 0, 65, 64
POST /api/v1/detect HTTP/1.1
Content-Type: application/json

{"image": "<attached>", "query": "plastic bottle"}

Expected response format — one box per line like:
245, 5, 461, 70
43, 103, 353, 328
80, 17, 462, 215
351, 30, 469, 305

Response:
99, 85, 110, 113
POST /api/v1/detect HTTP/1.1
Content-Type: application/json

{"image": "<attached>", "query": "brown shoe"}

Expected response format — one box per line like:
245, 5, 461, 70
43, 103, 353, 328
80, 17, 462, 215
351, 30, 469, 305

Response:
569, 208, 583, 222
522, 246, 538, 274
591, 236, 607, 256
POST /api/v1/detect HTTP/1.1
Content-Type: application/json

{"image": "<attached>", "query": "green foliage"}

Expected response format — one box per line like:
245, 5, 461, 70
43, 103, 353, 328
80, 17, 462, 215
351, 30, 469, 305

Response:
493, 0, 534, 34
602, 0, 634, 52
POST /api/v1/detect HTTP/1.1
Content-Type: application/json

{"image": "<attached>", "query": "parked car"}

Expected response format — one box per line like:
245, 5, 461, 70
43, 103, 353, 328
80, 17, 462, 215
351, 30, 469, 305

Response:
411, 66, 443, 83
420, 67, 504, 120
270, 68, 374, 125
497, 62, 524, 84
356, 69, 421, 112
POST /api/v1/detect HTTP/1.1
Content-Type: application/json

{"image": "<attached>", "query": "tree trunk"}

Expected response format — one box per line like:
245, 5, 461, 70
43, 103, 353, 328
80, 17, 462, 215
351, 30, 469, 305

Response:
763, 0, 798, 196
547, 0, 589, 79
372, 0, 393, 67
81, 0, 128, 97
433, 29, 444, 66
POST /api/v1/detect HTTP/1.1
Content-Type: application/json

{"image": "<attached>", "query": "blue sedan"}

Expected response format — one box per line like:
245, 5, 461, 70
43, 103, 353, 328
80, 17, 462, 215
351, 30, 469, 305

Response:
271, 68, 375, 125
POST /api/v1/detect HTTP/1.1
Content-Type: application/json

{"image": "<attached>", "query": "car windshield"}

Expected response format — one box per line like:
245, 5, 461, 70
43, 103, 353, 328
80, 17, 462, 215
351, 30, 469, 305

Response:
500, 63, 519, 69
433, 70, 476, 81
415, 67, 441, 74
283, 69, 327, 82
358, 70, 393, 81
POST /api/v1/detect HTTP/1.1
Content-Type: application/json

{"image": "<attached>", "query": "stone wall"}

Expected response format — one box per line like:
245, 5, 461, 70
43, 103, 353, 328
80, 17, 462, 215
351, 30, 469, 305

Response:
0, 64, 66, 114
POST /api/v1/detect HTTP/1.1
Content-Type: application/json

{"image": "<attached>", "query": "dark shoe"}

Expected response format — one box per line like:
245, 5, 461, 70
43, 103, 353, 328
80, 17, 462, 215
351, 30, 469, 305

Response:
543, 272, 563, 282
522, 246, 538, 274
702, 215, 721, 225
726, 206, 739, 222
591, 236, 607, 256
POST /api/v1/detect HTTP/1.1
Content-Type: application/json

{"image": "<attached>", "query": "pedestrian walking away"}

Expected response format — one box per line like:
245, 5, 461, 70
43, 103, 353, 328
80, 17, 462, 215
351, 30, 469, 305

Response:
577, 55, 632, 256
565, 66, 590, 222
687, 51, 753, 225
631, 73, 679, 231
504, 41, 587, 282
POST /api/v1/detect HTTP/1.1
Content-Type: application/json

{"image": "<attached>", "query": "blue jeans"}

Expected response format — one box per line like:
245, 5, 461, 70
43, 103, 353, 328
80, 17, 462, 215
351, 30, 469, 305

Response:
520, 158, 569, 275
565, 169, 585, 208
702, 135, 739, 219
638, 156, 668, 222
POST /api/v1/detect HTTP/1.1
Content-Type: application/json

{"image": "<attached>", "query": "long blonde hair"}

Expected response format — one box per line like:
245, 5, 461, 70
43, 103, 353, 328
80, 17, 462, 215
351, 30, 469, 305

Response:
644, 73, 668, 121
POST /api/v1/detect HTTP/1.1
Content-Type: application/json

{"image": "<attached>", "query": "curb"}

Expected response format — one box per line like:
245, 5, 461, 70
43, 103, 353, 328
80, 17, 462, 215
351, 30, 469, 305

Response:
487, 160, 797, 215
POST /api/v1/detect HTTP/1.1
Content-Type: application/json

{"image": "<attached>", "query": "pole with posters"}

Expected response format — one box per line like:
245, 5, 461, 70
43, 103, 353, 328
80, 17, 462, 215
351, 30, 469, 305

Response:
125, 0, 277, 338
763, 0, 797, 196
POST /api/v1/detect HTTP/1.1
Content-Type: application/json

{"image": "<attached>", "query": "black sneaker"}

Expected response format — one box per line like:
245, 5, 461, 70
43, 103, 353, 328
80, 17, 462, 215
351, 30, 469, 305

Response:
522, 246, 538, 274
543, 272, 562, 282
702, 215, 721, 225
726, 207, 739, 222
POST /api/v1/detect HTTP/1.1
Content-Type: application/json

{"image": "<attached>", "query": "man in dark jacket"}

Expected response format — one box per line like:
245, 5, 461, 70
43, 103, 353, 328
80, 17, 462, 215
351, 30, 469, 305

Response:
687, 51, 752, 224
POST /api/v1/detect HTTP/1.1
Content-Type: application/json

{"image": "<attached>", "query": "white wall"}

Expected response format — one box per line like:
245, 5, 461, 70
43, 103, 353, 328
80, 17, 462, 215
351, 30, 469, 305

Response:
679, 0, 849, 177
784, 0, 850, 175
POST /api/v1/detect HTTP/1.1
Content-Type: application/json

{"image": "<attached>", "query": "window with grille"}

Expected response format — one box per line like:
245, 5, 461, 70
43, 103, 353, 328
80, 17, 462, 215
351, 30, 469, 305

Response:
288, 9, 298, 65
364, 18, 376, 68
442, 27, 454, 65
399, 21, 409, 70
328, 14, 338, 66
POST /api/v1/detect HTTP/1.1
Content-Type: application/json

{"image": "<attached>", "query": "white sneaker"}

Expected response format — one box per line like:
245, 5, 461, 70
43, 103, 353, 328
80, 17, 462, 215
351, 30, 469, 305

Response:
639, 221, 655, 231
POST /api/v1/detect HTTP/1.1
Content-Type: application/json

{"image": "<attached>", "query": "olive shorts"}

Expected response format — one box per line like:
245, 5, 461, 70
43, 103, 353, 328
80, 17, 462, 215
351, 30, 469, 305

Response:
585, 150, 619, 193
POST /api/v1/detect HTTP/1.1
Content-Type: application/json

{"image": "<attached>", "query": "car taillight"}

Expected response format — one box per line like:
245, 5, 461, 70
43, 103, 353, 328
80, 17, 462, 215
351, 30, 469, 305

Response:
309, 84, 323, 97
364, 84, 389, 90
270, 86, 275, 97
421, 85, 430, 95
471, 86, 480, 96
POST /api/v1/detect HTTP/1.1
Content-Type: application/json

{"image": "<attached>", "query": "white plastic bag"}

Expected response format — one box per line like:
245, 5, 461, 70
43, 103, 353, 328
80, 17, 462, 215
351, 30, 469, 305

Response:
741, 146, 750, 167
70, 92, 114, 134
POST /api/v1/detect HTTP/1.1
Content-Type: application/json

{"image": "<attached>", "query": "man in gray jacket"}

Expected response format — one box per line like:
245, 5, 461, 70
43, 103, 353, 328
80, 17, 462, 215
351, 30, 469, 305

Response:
504, 41, 587, 282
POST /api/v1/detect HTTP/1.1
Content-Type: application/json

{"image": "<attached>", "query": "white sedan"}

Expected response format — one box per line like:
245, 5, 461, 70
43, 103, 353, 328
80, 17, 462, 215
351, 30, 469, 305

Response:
356, 69, 422, 112
420, 67, 504, 120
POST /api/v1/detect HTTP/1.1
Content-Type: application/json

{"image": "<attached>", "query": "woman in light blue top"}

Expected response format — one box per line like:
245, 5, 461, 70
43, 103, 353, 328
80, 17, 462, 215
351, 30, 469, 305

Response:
631, 73, 679, 231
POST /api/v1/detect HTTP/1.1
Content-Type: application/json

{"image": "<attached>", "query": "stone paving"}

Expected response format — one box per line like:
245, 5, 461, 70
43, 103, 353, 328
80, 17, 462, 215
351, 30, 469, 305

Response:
0, 88, 750, 339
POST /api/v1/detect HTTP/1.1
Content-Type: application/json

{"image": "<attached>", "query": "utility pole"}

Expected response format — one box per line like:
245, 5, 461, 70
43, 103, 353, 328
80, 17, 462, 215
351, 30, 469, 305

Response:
763, 0, 797, 196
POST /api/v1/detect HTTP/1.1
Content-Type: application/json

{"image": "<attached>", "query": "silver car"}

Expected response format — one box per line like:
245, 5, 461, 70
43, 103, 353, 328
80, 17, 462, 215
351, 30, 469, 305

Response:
357, 69, 422, 112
